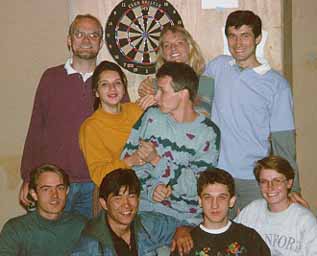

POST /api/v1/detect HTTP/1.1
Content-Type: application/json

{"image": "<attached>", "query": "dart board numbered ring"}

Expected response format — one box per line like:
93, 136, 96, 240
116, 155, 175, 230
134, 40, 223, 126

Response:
105, 0, 183, 75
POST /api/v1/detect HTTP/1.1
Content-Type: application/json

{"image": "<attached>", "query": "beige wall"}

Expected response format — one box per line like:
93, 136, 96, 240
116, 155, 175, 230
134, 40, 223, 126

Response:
0, 1, 69, 227
0, 0, 316, 229
292, 0, 317, 213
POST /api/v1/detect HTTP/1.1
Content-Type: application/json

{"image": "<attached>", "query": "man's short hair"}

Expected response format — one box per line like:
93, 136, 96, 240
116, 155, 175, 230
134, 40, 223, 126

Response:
68, 14, 103, 38
225, 10, 262, 38
197, 168, 235, 198
99, 169, 141, 200
156, 62, 199, 102
254, 155, 295, 183
29, 164, 70, 191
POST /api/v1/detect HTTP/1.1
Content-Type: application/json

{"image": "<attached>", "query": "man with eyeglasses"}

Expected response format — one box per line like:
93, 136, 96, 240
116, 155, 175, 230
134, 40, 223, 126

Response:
19, 14, 129, 219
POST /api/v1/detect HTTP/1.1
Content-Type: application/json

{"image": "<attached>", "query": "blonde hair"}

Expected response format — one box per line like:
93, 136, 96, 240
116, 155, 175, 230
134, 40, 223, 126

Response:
156, 25, 205, 76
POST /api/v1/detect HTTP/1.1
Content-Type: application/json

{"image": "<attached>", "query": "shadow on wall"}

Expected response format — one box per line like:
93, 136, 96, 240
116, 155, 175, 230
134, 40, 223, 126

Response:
0, 155, 25, 228
0, 156, 21, 189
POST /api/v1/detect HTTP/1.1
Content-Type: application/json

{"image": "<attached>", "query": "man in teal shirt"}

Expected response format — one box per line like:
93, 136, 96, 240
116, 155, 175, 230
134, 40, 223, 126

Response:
0, 164, 86, 256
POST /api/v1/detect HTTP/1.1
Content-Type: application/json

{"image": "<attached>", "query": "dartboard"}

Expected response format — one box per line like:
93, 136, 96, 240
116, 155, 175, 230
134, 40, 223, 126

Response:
105, 0, 183, 75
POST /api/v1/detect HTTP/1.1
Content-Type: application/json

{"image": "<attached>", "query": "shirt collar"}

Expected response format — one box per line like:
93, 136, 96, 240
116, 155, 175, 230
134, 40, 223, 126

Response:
64, 58, 93, 82
229, 59, 271, 75
199, 220, 232, 234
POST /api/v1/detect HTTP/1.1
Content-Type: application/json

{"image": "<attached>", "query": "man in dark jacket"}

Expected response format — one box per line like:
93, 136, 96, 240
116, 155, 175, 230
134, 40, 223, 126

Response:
72, 168, 193, 256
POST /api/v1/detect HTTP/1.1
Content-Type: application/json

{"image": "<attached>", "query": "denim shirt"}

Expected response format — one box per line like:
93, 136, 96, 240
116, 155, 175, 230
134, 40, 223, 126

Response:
71, 211, 185, 256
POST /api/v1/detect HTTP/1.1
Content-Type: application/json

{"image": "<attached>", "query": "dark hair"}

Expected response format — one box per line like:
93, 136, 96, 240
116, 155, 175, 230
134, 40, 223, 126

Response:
254, 155, 295, 183
99, 169, 141, 200
29, 164, 70, 192
92, 61, 128, 110
68, 14, 103, 38
197, 168, 235, 198
156, 62, 199, 102
225, 10, 262, 38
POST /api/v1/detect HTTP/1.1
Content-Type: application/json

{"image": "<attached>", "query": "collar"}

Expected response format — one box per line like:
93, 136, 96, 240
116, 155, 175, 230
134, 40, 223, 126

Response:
64, 58, 93, 82
199, 220, 232, 234
83, 211, 149, 248
229, 59, 271, 75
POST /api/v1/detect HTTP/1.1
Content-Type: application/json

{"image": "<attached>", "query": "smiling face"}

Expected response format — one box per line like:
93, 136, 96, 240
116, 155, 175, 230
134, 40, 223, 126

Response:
259, 169, 293, 212
30, 172, 68, 220
199, 183, 236, 229
100, 186, 139, 230
67, 17, 103, 61
161, 31, 190, 64
227, 25, 261, 68
96, 70, 125, 113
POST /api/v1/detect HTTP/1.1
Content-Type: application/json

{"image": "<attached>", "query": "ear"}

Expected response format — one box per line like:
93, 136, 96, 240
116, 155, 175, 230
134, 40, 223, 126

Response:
99, 39, 104, 50
66, 186, 70, 195
29, 189, 38, 202
179, 88, 190, 100
198, 196, 202, 208
99, 198, 108, 211
67, 35, 72, 51
95, 90, 100, 98
255, 34, 262, 45
229, 195, 237, 208
287, 179, 294, 190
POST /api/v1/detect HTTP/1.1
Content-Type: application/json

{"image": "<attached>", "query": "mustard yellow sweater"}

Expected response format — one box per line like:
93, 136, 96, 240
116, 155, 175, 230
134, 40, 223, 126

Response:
79, 103, 143, 186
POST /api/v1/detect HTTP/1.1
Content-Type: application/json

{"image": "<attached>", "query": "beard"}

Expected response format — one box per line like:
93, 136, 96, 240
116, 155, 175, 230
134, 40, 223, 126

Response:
72, 49, 99, 60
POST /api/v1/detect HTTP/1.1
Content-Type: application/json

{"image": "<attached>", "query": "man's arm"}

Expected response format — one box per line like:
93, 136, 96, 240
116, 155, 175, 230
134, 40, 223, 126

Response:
145, 121, 221, 203
20, 71, 49, 205
250, 229, 271, 256
271, 130, 300, 192
140, 212, 193, 255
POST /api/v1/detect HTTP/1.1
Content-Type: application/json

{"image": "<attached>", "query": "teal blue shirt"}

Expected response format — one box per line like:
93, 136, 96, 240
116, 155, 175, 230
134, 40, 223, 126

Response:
0, 211, 86, 256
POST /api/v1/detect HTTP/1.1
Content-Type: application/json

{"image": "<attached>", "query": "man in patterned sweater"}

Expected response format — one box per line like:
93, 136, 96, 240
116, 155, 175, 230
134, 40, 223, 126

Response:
172, 168, 270, 256
121, 62, 220, 225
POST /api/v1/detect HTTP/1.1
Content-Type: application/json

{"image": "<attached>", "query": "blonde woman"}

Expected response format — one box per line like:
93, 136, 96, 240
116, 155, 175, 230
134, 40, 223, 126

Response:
138, 25, 213, 116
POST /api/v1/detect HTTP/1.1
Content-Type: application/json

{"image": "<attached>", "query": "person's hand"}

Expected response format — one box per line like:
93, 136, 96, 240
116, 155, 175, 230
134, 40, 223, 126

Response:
19, 181, 31, 207
171, 226, 193, 256
289, 192, 310, 208
136, 95, 157, 110
138, 77, 155, 97
137, 140, 160, 165
123, 151, 145, 167
152, 184, 172, 202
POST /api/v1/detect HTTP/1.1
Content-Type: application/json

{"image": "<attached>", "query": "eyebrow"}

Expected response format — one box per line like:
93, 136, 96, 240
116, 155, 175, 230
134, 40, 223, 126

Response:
202, 192, 229, 197
38, 184, 64, 189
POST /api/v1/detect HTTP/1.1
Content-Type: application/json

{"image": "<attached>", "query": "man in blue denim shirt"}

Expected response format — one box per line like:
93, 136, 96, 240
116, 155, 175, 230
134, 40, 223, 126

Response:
71, 168, 192, 256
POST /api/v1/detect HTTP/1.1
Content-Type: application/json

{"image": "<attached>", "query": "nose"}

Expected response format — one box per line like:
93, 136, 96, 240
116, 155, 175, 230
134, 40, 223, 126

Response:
211, 198, 219, 209
236, 37, 243, 47
81, 34, 91, 43
171, 43, 177, 51
51, 189, 58, 199
107, 83, 116, 90
121, 195, 129, 207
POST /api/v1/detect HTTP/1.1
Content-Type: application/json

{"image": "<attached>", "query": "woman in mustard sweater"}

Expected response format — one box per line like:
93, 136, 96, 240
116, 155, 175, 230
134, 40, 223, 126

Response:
79, 61, 152, 186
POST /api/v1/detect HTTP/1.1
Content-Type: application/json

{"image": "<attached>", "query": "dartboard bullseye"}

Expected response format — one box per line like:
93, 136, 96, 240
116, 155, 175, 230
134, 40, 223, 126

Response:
105, 0, 183, 75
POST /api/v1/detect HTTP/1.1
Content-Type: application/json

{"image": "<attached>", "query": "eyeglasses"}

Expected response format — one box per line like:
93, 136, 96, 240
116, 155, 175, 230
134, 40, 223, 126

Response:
258, 178, 287, 188
73, 30, 101, 41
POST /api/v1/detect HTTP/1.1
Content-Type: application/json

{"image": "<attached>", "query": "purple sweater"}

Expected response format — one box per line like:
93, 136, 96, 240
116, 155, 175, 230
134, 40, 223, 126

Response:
21, 64, 129, 183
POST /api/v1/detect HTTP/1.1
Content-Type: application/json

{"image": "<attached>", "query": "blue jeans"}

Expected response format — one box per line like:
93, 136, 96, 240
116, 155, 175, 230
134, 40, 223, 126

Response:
229, 178, 262, 219
64, 182, 94, 219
